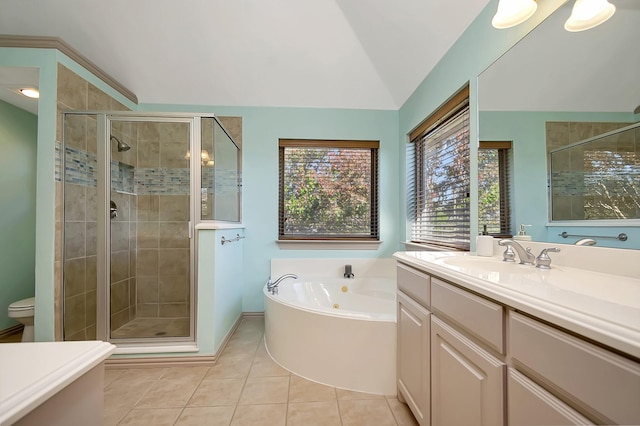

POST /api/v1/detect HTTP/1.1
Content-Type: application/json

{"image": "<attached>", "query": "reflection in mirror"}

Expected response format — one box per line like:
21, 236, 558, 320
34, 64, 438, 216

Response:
478, 0, 639, 247
549, 122, 639, 221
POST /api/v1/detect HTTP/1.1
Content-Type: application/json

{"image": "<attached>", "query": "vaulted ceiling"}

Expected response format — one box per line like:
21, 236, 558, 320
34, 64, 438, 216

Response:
0, 0, 490, 110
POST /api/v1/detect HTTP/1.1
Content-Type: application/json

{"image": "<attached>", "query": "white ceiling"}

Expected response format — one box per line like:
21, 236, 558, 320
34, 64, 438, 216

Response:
0, 0, 489, 111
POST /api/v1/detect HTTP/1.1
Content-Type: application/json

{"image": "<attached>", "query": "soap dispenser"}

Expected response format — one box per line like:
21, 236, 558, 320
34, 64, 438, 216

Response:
513, 224, 532, 241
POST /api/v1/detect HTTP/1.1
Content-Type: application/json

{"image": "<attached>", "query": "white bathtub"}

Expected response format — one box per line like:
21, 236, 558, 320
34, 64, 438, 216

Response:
264, 261, 397, 395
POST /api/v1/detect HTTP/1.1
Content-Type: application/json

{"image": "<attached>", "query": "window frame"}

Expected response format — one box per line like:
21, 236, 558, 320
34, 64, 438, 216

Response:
278, 139, 380, 242
408, 86, 471, 251
478, 141, 512, 238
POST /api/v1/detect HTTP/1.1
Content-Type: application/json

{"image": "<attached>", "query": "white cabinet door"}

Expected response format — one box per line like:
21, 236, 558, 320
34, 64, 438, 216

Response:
508, 368, 594, 425
431, 316, 505, 426
397, 290, 431, 426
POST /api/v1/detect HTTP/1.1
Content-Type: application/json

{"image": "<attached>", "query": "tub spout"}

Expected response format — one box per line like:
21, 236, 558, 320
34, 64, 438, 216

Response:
266, 274, 298, 295
344, 264, 354, 279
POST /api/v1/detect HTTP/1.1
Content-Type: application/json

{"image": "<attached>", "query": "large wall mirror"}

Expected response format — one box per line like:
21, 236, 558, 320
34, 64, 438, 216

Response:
478, 0, 639, 248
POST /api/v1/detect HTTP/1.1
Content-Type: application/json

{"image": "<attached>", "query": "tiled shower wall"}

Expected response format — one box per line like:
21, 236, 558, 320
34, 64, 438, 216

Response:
57, 64, 131, 341
546, 121, 634, 220
135, 122, 191, 320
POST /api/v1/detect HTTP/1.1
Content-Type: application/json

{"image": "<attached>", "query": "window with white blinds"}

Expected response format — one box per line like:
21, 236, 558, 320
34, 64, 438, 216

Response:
408, 92, 470, 250
478, 141, 512, 237
279, 139, 379, 240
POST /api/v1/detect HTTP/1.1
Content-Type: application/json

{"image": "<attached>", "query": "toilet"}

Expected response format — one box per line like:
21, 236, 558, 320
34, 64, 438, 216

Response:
8, 297, 35, 342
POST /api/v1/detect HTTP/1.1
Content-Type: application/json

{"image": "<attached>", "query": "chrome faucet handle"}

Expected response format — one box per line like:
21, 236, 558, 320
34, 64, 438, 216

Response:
536, 247, 561, 269
499, 242, 516, 262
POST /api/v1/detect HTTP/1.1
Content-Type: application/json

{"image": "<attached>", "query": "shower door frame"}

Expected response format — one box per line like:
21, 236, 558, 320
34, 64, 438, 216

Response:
93, 112, 202, 348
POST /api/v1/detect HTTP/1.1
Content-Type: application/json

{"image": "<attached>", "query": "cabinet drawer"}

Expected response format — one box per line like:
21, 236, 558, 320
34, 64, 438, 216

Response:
508, 368, 593, 425
509, 311, 640, 425
431, 277, 504, 353
397, 263, 430, 307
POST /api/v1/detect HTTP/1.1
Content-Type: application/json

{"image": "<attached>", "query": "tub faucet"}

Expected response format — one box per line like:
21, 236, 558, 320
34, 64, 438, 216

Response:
498, 239, 535, 265
266, 274, 298, 295
575, 238, 597, 246
344, 264, 354, 279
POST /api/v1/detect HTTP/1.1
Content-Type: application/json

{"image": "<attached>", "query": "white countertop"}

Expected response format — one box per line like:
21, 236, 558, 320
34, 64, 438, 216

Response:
0, 340, 115, 425
394, 251, 640, 360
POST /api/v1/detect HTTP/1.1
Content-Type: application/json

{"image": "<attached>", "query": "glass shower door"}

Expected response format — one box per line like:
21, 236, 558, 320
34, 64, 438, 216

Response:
108, 119, 193, 340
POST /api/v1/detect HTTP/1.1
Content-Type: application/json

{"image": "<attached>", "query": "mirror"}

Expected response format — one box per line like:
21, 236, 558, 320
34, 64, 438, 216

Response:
478, 0, 639, 247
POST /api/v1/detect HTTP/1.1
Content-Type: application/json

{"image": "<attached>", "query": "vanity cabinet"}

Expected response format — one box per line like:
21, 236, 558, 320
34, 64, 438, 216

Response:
397, 263, 431, 426
431, 316, 505, 426
396, 253, 640, 426
430, 278, 505, 426
509, 311, 640, 425
508, 368, 593, 426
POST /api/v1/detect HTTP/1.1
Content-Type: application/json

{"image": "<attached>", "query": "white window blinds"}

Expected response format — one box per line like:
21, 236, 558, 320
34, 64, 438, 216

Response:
408, 103, 470, 250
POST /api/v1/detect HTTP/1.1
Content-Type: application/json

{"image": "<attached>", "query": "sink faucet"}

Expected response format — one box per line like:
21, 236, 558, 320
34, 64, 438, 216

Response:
266, 274, 298, 295
498, 239, 535, 265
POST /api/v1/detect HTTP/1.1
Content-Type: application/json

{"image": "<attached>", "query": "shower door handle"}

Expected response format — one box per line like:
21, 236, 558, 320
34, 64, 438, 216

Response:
110, 200, 118, 219
188, 221, 193, 239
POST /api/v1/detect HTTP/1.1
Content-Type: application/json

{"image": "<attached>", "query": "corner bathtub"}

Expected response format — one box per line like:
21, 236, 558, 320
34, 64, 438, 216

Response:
264, 277, 396, 395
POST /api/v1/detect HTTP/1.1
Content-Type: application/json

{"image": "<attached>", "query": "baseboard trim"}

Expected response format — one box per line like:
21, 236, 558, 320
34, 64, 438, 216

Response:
105, 313, 263, 369
0, 324, 23, 339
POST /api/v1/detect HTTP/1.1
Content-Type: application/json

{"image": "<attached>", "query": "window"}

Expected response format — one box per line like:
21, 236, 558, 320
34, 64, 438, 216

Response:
478, 141, 512, 236
408, 87, 470, 250
279, 139, 379, 240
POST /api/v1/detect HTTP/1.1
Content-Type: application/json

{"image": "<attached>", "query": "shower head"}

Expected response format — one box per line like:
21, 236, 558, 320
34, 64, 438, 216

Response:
110, 135, 131, 152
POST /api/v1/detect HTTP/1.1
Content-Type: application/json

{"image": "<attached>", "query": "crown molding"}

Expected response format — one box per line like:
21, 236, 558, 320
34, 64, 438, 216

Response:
0, 35, 138, 105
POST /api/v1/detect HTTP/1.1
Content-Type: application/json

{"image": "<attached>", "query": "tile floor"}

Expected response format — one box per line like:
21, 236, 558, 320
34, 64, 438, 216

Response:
103, 316, 418, 425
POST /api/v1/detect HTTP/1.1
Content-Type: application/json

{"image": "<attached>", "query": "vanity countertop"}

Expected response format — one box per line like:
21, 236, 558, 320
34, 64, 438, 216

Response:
0, 340, 115, 425
394, 250, 640, 360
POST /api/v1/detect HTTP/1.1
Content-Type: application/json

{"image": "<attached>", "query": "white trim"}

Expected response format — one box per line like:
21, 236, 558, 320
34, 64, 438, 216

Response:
113, 344, 199, 355
276, 240, 382, 250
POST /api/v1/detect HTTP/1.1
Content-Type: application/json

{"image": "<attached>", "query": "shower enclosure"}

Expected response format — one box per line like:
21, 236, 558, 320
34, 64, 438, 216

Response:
61, 112, 240, 347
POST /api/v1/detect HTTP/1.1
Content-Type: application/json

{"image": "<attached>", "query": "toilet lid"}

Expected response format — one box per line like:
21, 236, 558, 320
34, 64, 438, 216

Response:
9, 297, 35, 311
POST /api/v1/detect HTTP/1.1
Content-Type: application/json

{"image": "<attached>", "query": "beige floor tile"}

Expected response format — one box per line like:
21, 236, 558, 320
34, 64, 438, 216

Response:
206, 353, 253, 379
231, 403, 287, 426
289, 375, 337, 402
176, 406, 236, 425
116, 367, 166, 381
287, 401, 342, 426
187, 378, 245, 407
103, 369, 125, 388
102, 406, 130, 426
161, 365, 209, 381
238, 376, 290, 405
136, 378, 200, 408
336, 387, 385, 400
104, 379, 156, 410
339, 399, 397, 426
118, 407, 182, 425
387, 397, 419, 426
249, 352, 290, 377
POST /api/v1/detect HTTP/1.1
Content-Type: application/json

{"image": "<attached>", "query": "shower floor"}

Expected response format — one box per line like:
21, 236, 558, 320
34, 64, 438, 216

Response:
111, 318, 190, 339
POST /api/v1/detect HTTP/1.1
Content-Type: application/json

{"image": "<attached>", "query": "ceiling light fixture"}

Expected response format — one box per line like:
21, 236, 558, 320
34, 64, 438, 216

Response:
491, 0, 538, 29
19, 88, 40, 99
492, 0, 616, 31
564, 0, 616, 32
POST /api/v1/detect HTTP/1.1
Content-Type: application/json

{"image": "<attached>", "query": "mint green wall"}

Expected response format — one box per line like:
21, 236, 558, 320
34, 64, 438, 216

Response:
141, 104, 400, 312
0, 100, 37, 330
0, 47, 58, 340
398, 0, 566, 248
479, 110, 637, 248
